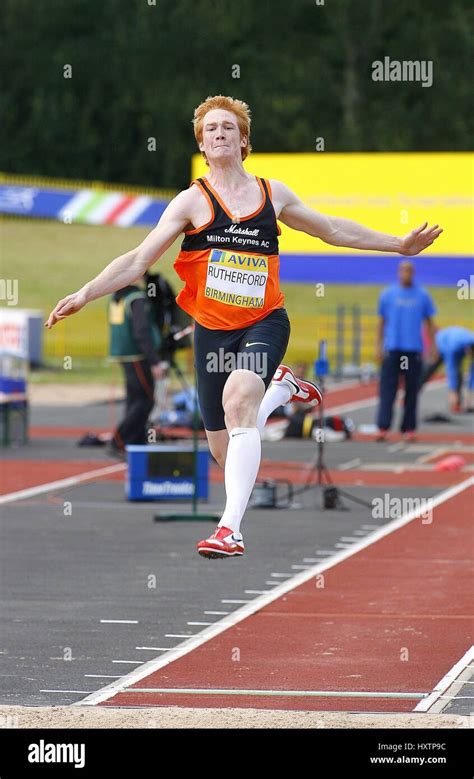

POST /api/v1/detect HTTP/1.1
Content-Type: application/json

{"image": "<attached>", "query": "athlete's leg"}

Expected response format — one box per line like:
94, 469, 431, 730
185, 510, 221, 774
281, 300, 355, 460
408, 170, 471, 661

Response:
400, 352, 422, 433
193, 320, 235, 465
216, 368, 265, 533
238, 308, 292, 432
223, 368, 265, 428
205, 428, 229, 468
256, 381, 292, 432
446, 349, 464, 411
204, 369, 317, 465
196, 311, 309, 557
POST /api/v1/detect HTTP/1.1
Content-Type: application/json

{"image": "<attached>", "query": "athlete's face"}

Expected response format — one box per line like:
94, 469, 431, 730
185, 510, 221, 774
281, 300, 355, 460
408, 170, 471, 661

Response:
200, 109, 247, 164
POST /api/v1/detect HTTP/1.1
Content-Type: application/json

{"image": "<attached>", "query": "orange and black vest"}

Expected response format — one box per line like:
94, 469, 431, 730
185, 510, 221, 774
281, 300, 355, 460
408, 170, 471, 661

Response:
174, 176, 284, 330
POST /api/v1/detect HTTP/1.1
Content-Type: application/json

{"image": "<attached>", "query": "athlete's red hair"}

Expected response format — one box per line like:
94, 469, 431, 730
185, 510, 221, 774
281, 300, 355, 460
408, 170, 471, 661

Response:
193, 95, 252, 165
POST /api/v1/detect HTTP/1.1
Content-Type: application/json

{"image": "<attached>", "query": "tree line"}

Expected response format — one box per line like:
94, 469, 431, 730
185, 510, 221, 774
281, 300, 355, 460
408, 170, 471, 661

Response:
2, 0, 472, 189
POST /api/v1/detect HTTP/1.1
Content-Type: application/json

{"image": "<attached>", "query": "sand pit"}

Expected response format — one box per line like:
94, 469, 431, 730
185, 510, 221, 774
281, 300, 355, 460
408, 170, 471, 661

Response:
0, 705, 470, 729
29, 383, 123, 406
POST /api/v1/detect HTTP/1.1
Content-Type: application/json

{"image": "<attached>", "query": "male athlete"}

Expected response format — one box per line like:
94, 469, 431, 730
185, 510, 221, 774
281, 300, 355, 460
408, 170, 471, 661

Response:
46, 95, 442, 560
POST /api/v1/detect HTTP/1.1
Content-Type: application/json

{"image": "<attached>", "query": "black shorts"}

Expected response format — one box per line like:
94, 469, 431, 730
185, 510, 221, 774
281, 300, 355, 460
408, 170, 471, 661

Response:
193, 307, 291, 431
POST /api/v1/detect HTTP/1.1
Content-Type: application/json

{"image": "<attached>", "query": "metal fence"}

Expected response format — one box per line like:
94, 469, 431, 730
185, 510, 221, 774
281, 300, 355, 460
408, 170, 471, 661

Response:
43, 307, 473, 379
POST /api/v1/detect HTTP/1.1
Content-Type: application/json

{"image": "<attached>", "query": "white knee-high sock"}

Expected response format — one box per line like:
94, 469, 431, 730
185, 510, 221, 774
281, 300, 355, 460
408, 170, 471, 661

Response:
218, 427, 261, 534
256, 383, 292, 432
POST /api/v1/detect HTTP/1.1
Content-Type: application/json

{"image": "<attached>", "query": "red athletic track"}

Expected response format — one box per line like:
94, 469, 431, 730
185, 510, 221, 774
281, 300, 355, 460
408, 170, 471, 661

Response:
426, 451, 474, 464
1, 459, 470, 496
99, 485, 473, 712
355, 432, 473, 444
4, 376, 472, 713
29, 426, 474, 445
0, 461, 125, 495
29, 425, 208, 440
220, 463, 471, 488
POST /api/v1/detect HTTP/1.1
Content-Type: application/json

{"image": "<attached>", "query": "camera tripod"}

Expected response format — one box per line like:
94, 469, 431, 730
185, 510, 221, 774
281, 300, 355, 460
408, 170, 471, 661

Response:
291, 374, 372, 512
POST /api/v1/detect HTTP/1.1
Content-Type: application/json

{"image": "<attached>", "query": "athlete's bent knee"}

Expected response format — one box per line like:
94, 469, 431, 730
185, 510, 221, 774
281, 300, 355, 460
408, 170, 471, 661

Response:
222, 370, 264, 428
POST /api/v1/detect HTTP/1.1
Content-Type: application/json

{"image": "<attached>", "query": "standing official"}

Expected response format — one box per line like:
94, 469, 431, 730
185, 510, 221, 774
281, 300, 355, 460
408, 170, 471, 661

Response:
376, 261, 437, 441
108, 279, 162, 456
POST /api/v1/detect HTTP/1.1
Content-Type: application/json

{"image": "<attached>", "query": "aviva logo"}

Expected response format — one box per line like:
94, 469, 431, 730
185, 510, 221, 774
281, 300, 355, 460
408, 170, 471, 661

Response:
210, 249, 268, 270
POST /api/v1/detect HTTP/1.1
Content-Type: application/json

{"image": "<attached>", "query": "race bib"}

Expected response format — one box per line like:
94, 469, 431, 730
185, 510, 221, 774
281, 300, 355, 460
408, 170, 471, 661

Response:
204, 249, 268, 308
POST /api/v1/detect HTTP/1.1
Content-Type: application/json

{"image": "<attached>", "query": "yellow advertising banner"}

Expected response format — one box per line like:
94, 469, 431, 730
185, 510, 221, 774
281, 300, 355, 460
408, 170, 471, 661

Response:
191, 152, 473, 256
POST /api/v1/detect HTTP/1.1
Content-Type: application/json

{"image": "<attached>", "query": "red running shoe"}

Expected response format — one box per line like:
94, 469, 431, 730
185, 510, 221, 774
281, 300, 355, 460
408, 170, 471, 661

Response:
197, 525, 245, 559
272, 364, 322, 406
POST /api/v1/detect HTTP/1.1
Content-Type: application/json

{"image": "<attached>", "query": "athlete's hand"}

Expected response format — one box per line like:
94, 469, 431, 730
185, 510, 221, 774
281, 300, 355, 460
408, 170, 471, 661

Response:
399, 222, 443, 256
45, 290, 88, 329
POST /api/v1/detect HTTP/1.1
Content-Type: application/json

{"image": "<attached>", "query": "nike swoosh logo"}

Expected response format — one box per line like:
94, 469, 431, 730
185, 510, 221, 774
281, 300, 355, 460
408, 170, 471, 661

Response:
286, 378, 300, 393
245, 341, 269, 347
231, 431, 247, 437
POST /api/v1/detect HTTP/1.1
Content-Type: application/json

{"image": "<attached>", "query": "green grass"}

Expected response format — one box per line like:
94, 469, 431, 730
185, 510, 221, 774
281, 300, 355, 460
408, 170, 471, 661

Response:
2, 217, 469, 382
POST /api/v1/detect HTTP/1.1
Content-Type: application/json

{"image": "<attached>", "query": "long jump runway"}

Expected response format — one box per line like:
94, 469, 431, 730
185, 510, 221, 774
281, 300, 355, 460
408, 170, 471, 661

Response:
85, 478, 473, 714
1, 379, 473, 720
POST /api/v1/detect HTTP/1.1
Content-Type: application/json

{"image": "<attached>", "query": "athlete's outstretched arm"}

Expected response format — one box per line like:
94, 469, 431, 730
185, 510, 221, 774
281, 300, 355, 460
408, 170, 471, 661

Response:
272, 181, 442, 256
45, 191, 192, 329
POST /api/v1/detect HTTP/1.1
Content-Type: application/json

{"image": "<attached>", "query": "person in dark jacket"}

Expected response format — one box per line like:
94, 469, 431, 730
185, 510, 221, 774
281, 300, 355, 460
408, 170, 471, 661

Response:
108, 278, 162, 456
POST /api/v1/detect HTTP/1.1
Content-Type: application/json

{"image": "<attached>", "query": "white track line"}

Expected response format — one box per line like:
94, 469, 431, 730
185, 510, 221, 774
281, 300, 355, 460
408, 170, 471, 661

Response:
414, 646, 474, 712
324, 378, 446, 418
119, 687, 427, 700
84, 675, 122, 679
75, 475, 473, 707
416, 447, 448, 464
324, 378, 444, 416
165, 634, 196, 638
221, 599, 250, 604
339, 537, 361, 542
111, 660, 144, 665
324, 397, 381, 415
135, 647, 181, 651
339, 458, 362, 471
100, 620, 138, 624
0, 463, 125, 505
41, 689, 94, 695
187, 621, 213, 626
204, 611, 229, 615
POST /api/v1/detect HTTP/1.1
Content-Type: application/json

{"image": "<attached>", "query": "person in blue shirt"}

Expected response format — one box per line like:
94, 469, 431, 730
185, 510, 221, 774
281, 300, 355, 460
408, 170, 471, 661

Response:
422, 326, 474, 412
376, 261, 437, 440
